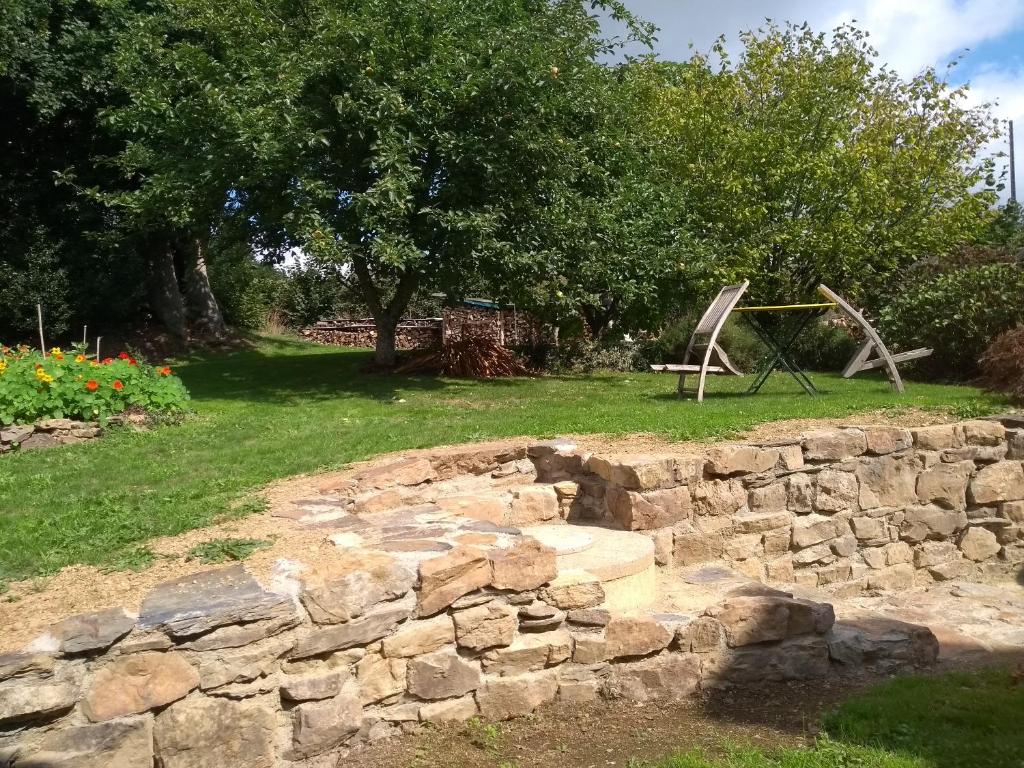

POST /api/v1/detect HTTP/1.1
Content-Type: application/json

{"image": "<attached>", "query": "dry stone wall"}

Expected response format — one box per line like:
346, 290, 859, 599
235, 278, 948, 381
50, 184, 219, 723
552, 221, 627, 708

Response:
0, 419, 104, 455
538, 417, 1024, 593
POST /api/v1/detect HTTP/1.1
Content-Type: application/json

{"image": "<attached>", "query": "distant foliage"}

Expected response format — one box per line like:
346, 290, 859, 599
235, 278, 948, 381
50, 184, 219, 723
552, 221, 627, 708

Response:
979, 326, 1024, 401
0, 345, 189, 425
879, 263, 1024, 379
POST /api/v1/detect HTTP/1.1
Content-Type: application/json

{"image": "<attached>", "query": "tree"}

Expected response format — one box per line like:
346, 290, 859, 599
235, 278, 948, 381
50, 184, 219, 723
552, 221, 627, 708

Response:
102, 0, 654, 364
647, 23, 1000, 307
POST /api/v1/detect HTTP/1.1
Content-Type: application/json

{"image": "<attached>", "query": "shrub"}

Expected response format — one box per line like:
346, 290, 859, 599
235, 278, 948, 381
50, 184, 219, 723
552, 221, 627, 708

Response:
878, 263, 1024, 379
979, 326, 1024, 401
544, 337, 641, 374
0, 345, 189, 425
208, 246, 289, 330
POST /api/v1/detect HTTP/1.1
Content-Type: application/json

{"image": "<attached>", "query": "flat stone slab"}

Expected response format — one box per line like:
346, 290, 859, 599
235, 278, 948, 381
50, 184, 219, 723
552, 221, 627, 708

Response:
520, 525, 594, 555
138, 565, 297, 639
681, 565, 745, 585
556, 526, 655, 582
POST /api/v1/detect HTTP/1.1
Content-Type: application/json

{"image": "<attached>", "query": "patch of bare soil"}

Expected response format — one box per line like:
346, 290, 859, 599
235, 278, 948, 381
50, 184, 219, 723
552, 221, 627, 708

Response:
342, 677, 874, 768
0, 408, 957, 652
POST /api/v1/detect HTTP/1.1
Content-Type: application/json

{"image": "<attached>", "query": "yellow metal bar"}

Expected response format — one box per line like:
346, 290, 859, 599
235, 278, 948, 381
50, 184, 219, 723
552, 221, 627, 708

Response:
732, 302, 837, 313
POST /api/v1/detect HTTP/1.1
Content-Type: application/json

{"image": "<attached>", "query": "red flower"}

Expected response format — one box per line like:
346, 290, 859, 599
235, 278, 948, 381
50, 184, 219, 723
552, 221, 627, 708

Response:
118, 352, 130, 360
128, 358, 138, 366
53, 352, 64, 361
85, 379, 98, 392
112, 379, 124, 391
160, 366, 172, 376
102, 357, 113, 365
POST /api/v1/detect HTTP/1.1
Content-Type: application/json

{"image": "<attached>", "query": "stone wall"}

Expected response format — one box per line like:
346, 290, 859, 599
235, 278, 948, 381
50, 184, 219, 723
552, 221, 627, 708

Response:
536, 417, 1024, 593
0, 563, 936, 768
0, 419, 104, 455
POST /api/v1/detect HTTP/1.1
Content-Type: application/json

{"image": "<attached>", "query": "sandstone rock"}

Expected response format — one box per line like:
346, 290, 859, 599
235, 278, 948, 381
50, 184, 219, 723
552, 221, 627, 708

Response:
813, 470, 859, 513
587, 454, 678, 490
900, 506, 968, 542
419, 695, 478, 723
42, 608, 135, 656
476, 671, 558, 720
866, 564, 915, 591
407, 649, 481, 700
968, 461, 1024, 505
1009, 429, 1024, 460
18, 432, 56, 451
916, 461, 973, 509
0, 679, 78, 726
571, 634, 607, 664
913, 541, 959, 568
537, 571, 605, 612
280, 670, 348, 701
724, 531, 764, 560
941, 445, 1007, 463
356, 654, 406, 704
792, 542, 834, 566
154, 695, 276, 768
689, 616, 725, 652
884, 541, 914, 565
792, 514, 841, 548
607, 486, 690, 530
961, 420, 1005, 446
18, 716, 153, 768
417, 546, 491, 616
178, 614, 297, 652
357, 457, 437, 489
690, 479, 747, 517
567, 608, 611, 627
137, 565, 296, 639
958, 526, 1001, 561
483, 630, 572, 674
831, 535, 858, 557
195, 634, 292, 690
509, 485, 559, 525
765, 556, 795, 582
83, 651, 197, 722
786, 473, 815, 513
604, 653, 700, 701
435, 494, 508, 524
673, 528, 725, 565
777, 444, 805, 470
702, 635, 830, 685
706, 445, 780, 476
300, 555, 415, 624
353, 489, 403, 514
1003, 500, 1024, 523
0, 652, 54, 682
557, 675, 601, 703
747, 485, 788, 515
733, 509, 791, 533
928, 559, 975, 581
803, 429, 866, 461
850, 516, 887, 543
912, 425, 960, 451
488, 537, 557, 592
863, 426, 912, 455
290, 598, 414, 659
856, 456, 917, 509
827, 618, 939, 669
650, 527, 674, 565
0, 424, 34, 445
763, 528, 792, 556
604, 616, 672, 659
706, 595, 831, 648
289, 686, 362, 759
453, 602, 519, 651
381, 613, 455, 657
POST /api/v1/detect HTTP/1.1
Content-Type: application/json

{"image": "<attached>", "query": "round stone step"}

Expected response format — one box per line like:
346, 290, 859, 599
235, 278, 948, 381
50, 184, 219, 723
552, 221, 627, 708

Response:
520, 525, 594, 555
555, 525, 655, 582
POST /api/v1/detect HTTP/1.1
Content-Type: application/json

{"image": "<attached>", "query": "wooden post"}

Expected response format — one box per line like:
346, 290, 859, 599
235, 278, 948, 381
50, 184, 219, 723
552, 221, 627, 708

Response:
82, 325, 88, 346
96, 337, 102, 361
37, 304, 46, 356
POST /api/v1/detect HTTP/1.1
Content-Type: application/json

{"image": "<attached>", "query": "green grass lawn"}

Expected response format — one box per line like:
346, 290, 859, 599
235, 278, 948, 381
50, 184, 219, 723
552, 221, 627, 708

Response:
0, 336, 1008, 586
635, 668, 1024, 768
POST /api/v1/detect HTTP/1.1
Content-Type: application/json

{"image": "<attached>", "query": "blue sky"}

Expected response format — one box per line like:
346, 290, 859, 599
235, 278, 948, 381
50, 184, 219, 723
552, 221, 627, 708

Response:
614, 0, 1024, 201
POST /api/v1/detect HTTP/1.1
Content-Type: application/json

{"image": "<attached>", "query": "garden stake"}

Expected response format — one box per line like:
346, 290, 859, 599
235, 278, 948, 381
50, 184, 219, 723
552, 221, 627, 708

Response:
37, 304, 46, 357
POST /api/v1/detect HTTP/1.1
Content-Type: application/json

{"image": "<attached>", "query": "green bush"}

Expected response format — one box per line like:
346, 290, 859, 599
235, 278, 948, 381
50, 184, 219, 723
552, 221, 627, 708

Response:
879, 263, 1024, 379
544, 337, 641, 373
0, 345, 189, 425
209, 247, 288, 330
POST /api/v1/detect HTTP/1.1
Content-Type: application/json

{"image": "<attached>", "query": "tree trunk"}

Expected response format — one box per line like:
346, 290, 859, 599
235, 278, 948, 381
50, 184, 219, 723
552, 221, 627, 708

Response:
184, 236, 227, 338
374, 316, 399, 367
149, 243, 188, 340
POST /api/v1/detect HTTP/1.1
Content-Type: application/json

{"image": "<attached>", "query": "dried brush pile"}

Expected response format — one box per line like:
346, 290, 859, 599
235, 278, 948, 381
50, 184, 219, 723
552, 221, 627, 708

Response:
979, 326, 1024, 401
395, 335, 530, 378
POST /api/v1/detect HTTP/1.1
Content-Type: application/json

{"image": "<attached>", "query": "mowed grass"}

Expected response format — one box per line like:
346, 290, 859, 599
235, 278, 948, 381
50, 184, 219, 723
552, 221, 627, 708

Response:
0, 335, 1008, 585
636, 668, 1024, 768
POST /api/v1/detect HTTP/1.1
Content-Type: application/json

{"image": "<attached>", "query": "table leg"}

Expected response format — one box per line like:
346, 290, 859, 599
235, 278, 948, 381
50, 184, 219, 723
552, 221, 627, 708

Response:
742, 312, 821, 396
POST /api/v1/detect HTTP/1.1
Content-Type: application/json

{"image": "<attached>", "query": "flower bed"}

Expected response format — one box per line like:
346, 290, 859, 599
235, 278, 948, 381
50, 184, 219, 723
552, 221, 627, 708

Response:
0, 345, 189, 428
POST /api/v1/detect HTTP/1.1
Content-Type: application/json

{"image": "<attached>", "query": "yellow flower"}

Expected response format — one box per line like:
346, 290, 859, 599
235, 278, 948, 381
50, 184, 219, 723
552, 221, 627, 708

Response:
35, 367, 54, 383
50, 347, 62, 355
75, 354, 86, 363
0, 360, 6, 373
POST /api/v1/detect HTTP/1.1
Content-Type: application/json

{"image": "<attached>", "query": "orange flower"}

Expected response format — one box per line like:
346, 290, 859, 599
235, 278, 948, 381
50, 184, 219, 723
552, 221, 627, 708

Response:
112, 380, 124, 391
86, 379, 99, 392
102, 357, 113, 365
160, 366, 172, 376
75, 354, 86, 363
53, 352, 64, 361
